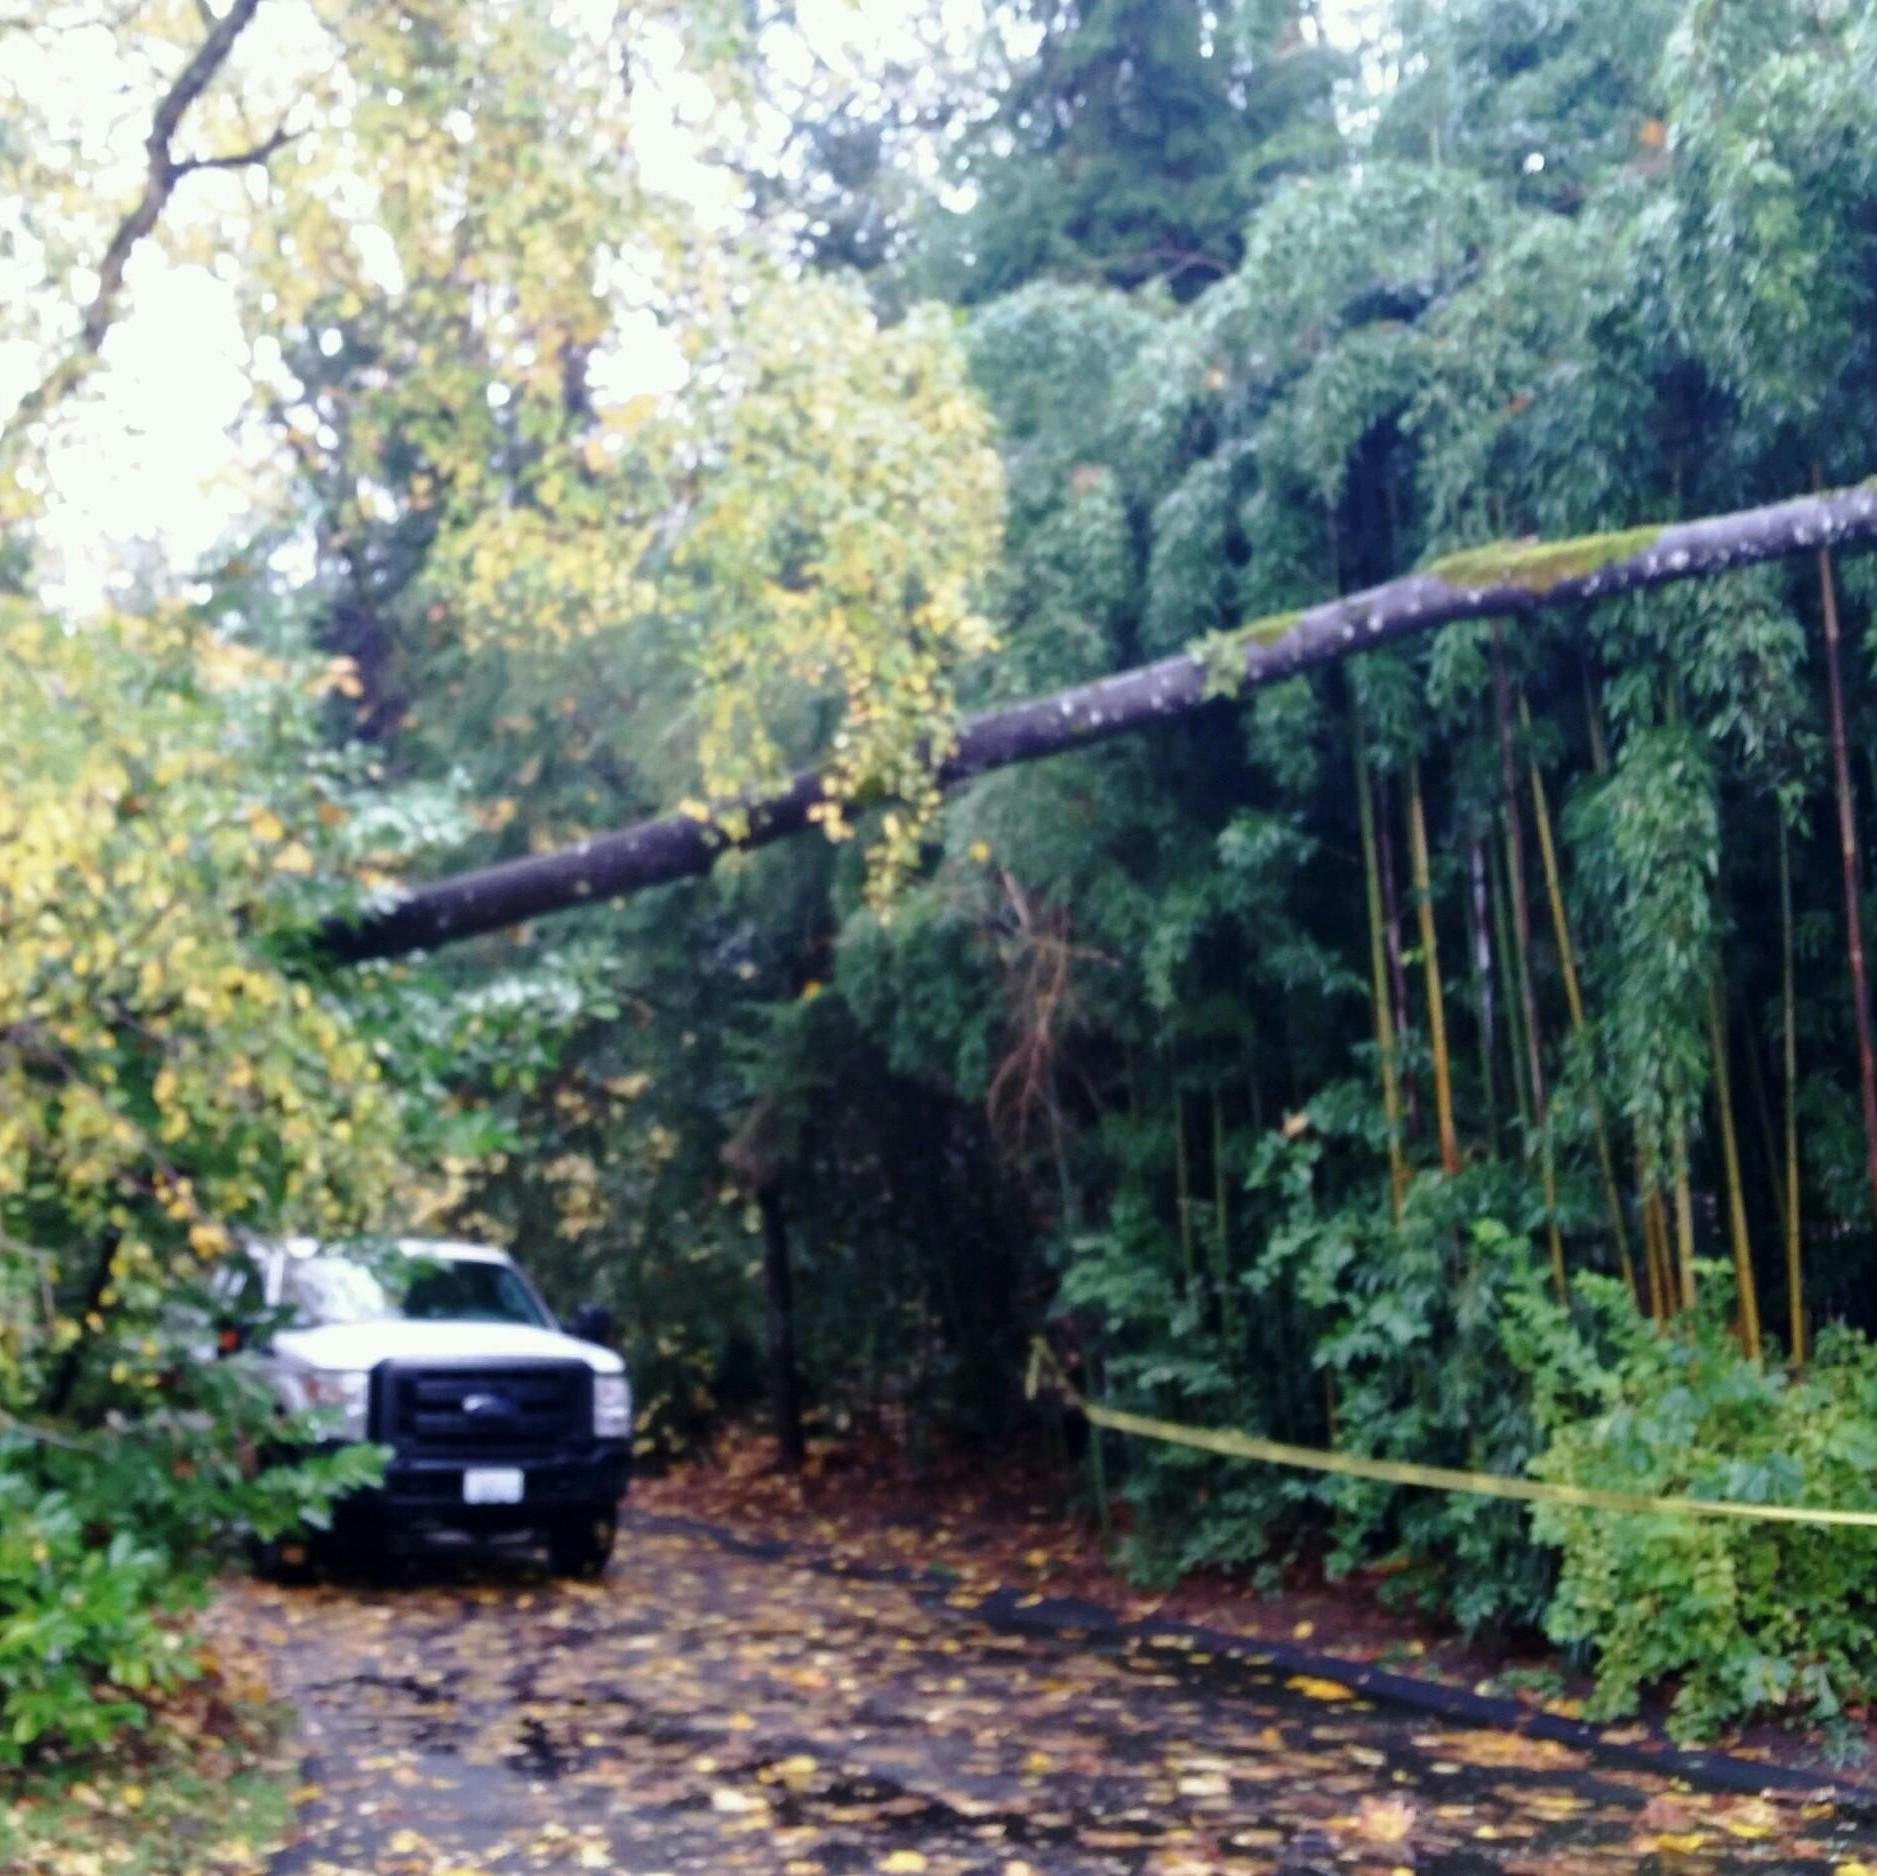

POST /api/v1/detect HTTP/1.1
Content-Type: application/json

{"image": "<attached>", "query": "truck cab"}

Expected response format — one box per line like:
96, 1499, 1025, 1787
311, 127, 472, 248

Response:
230, 1237, 631, 1576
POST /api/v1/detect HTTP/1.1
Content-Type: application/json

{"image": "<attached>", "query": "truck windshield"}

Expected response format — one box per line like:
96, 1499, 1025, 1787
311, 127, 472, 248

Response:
283, 1254, 552, 1328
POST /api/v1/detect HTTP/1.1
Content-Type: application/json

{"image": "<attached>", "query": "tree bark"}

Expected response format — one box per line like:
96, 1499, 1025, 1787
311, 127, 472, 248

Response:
324, 481, 1877, 964
757, 1186, 806, 1471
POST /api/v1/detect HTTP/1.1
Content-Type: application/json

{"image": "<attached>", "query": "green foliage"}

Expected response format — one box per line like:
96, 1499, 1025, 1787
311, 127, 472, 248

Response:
1567, 722, 1718, 1168
1070, 1126, 1560, 1634
925, 0, 1343, 305
0, 607, 425, 1758
1513, 1276, 1877, 1740
1253, 1149, 1562, 1636
0, 1411, 382, 1761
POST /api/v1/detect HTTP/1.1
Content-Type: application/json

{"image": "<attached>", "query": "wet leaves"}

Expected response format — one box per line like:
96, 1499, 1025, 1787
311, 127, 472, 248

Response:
211, 1514, 1877, 1875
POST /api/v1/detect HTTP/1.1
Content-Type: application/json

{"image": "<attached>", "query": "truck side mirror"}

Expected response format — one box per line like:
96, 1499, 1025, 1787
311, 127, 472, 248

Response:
570, 1303, 613, 1346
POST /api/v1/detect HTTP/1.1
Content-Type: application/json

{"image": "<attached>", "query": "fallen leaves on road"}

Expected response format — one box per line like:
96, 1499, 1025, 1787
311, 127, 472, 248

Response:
208, 1511, 1877, 1875
0, 1634, 297, 1876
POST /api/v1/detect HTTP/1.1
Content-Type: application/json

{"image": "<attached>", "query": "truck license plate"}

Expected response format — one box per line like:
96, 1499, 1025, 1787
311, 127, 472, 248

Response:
463, 1467, 524, 1505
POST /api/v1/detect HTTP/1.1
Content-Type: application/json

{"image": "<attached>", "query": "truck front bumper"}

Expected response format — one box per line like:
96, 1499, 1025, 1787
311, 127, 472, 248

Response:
338, 1442, 631, 1531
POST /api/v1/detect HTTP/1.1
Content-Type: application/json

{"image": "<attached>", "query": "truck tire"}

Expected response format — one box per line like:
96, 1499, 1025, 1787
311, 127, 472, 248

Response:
547, 1507, 616, 1578
249, 1535, 316, 1585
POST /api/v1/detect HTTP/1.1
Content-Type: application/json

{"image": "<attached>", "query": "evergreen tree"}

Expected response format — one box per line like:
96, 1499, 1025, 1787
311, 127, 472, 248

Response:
924, 0, 1345, 303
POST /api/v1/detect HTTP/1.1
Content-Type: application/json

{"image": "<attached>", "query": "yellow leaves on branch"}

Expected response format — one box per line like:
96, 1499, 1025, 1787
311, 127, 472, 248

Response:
0, 604, 404, 1399
677, 277, 1004, 905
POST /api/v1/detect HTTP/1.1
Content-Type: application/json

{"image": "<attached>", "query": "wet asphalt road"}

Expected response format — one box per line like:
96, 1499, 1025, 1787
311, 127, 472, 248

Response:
240, 1509, 1877, 1874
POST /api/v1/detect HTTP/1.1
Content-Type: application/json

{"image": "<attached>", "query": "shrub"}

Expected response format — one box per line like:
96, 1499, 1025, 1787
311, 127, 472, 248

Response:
1067, 1128, 1565, 1634
0, 607, 412, 1759
0, 1347, 384, 1761
1511, 1271, 1877, 1740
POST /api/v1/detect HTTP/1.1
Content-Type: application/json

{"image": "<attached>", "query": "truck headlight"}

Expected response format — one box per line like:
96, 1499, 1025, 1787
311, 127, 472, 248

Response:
303, 1368, 371, 1440
593, 1373, 631, 1439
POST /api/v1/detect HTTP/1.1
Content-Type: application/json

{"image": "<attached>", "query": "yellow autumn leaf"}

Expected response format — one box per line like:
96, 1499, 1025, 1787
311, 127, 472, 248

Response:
881, 1855, 929, 1874
1354, 1796, 1416, 1843
1286, 1674, 1353, 1701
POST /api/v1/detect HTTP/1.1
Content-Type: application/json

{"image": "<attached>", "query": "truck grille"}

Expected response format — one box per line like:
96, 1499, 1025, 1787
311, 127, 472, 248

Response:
374, 1360, 589, 1456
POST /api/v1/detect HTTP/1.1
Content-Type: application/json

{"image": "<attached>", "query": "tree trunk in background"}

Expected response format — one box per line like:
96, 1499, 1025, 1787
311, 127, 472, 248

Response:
1408, 761, 1460, 1175
757, 1186, 806, 1470
1356, 730, 1408, 1219
1813, 516, 1877, 1238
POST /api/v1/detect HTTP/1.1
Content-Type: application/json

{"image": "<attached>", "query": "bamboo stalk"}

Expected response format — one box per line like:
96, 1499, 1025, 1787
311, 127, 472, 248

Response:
1813, 465, 1877, 1240
1780, 818, 1805, 1365
1539, 1131, 1567, 1301
1637, 1143, 1667, 1321
1376, 772, 1419, 1132
1212, 1086, 1229, 1245
1490, 829, 1535, 1138
1489, 634, 1564, 1292
1649, 1196, 1674, 1322
1670, 1099, 1697, 1313
1583, 663, 1611, 777
1707, 979, 1762, 1359
1468, 836, 1500, 1152
1519, 694, 1636, 1302
1408, 760, 1461, 1174
1490, 637, 1552, 1127
1739, 988, 1784, 1242
1356, 730, 1409, 1220
1173, 1087, 1195, 1288
1210, 1086, 1242, 1348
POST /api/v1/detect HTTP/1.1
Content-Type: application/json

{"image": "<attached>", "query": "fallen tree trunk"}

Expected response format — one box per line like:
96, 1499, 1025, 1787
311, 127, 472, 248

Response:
324, 479, 1877, 964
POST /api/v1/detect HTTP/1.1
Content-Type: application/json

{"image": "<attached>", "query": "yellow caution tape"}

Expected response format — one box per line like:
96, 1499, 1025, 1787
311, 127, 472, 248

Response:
1025, 1337, 1877, 1530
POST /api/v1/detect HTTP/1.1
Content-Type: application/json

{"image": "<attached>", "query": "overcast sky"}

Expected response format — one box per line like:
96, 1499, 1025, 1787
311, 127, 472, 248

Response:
4, 0, 1385, 615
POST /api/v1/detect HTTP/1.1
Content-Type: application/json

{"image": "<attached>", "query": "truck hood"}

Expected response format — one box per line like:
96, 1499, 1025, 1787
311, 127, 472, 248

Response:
272, 1319, 625, 1376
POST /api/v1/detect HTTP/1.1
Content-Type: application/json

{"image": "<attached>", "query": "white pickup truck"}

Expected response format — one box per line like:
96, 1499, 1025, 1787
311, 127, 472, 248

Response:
222, 1237, 631, 1576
